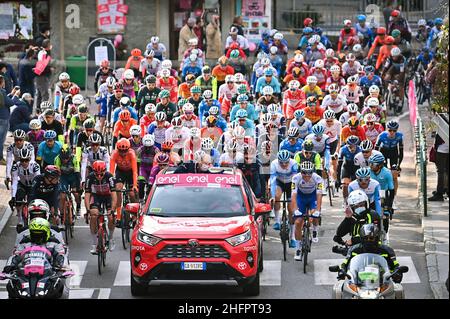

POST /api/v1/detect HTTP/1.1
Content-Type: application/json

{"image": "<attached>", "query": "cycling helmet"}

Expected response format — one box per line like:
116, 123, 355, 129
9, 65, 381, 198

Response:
328, 83, 339, 93
145, 103, 157, 114
348, 116, 360, 127
264, 68, 274, 77
386, 120, 399, 130
262, 85, 274, 96
29, 119, 42, 130
288, 80, 300, 90
40, 101, 53, 110
161, 141, 174, 151
303, 140, 314, 151
325, 48, 335, 58
142, 134, 155, 147
161, 60, 172, 69
155, 152, 170, 165
260, 113, 272, 124
377, 27, 386, 35
19, 147, 32, 161
75, 103, 87, 114
118, 96, 130, 107
83, 119, 95, 129
294, 109, 305, 119
177, 98, 188, 109
230, 49, 240, 59
352, 44, 362, 53
364, 65, 375, 74
434, 18, 443, 25
185, 74, 196, 84
131, 48, 142, 57
330, 65, 341, 73
237, 84, 248, 95
190, 127, 201, 138
391, 47, 401, 57
160, 68, 171, 78
346, 135, 360, 145
347, 75, 358, 84
59, 144, 72, 160
391, 10, 400, 17
300, 161, 315, 173
201, 137, 214, 151
324, 109, 336, 119
272, 32, 283, 40
123, 69, 134, 80
28, 199, 50, 220
307, 76, 318, 84
44, 130, 57, 140
277, 150, 291, 162
344, 19, 352, 26
287, 127, 299, 138
43, 109, 55, 117
391, 29, 401, 38
269, 46, 278, 54
237, 94, 249, 103
171, 116, 182, 127
182, 102, 194, 113
304, 17, 313, 26
312, 124, 325, 135
29, 218, 51, 245
202, 65, 211, 74
417, 19, 427, 27
267, 103, 278, 114
151, 36, 160, 44
88, 132, 102, 144
44, 165, 61, 178
369, 153, 385, 165
130, 125, 142, 136
233, 126, 246, 139
348, 103, 359, 113
13, 129, 26, 140
234, 73, 244, 83
208, 106, 219, 116
369, 85, 380, 94
203, 90, 213, 99
294, 54, 304, 63
158, 89, 170, 99
236, 109, 248, 119
92, 160, 107, 175
225, 74, 235, 83
367, 97, 380, 107
146, 49, 155, 57
360, 139, 374, 151
364, 113, 377, 123
69, 85, 80, 96
346, 53, 356, 61
145, 75, 157, 84
306, 96, 317, 105
384, 36, 395, 44
308, 35, 320, 44
356, 167, 371, 179
190, 85, 202, 94
116, 138, 131, 151
357, 14, 366, 22
314, 59, 324, 68
119, 110, 131, 121
347, 189, 369, 216
59, 72, 70, 81
155, 111, 167, 122
303, 27, 313, 34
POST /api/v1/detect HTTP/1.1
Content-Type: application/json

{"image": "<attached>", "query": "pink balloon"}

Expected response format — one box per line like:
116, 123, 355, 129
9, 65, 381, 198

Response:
249, 42, 256, 52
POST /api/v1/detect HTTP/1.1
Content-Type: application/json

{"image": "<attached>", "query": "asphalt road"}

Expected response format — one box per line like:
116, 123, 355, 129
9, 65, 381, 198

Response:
0, 112, 434, 299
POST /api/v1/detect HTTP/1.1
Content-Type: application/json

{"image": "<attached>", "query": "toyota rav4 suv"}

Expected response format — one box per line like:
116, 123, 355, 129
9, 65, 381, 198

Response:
125, 167, 271, 296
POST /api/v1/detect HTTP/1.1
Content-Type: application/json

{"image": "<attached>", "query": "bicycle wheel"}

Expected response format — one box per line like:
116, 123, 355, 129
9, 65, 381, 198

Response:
280, 212, 288, 262
97, 230, 103, 275
327, 178, 333, 207
102, 226, 107, 267
64, 209, 70, 245
302, 224, 310, 273
121, 208, 129, 250
68, 200, 74, 239
262, 215, 267, 241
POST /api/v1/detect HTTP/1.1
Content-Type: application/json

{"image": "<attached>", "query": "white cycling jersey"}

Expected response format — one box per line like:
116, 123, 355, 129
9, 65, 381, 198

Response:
321, 94, 347, 114
292, 172, 324, 195
305, 133, 331, 154
318, 119, 342, 143
270, 159, 297, 184
165, 127, 190, 150
6, 142, 35, 179
81, 146, 110, 182
11, 160, 41, 197
354, 150, 382, 168
290, 118, 312, 139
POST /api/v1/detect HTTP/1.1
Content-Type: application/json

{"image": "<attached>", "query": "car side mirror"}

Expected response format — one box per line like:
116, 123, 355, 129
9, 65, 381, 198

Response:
126, 203, 140, 215
254, 203, 271, 215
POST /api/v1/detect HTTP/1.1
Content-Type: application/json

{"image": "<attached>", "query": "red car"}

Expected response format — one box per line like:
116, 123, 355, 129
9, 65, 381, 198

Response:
125, 167, 271, 296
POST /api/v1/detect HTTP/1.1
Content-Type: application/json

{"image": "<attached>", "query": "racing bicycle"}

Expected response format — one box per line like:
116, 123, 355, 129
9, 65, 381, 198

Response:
120, 187, 137, 250
275, 192, 290, 262
96, 204, 110, 275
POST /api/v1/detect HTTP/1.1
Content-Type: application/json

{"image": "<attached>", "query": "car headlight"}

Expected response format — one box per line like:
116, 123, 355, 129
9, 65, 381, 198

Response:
137, 230, 161, 246
225, 230, 251, 246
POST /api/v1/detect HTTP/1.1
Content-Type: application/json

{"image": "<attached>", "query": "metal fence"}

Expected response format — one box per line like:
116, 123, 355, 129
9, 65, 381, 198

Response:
415, 117, 428, 216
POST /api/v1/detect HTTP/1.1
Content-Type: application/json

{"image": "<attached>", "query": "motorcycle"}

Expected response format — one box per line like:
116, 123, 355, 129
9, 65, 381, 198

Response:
0, 246, 74, 299
329, 253, 408, 299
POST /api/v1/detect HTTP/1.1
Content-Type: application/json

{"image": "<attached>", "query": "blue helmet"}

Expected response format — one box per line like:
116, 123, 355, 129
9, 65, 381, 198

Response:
44, 130, 57, 140
314, 27, 323, 35
303, 27, 313, 34
236, 109, 248, 118
278, 150, 291, 162
386, 120, 399, 130
434, 18, 443, 25
264, 68, 274, 76
355, 167, 371, 179
369, 153, 385, 165
346, 135, 360, 146
364, 65, 375, 73
312, 124, 325, 135
357, 14, 366, 22
294, 109, 305, 119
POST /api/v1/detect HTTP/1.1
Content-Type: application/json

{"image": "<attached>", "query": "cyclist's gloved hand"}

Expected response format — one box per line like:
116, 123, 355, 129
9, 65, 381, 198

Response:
132, 185, 139, 193
312, 210, 321, 218
9, 197, 16, 207
337, 268, 347, 280
293, 209, 302, 217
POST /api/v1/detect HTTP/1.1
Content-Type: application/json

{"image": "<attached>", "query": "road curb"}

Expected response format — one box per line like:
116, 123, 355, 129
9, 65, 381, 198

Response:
0, 206, 12, 236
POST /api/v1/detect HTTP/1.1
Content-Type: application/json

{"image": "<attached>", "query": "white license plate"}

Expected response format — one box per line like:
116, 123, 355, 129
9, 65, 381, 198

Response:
181, 262, 206, 271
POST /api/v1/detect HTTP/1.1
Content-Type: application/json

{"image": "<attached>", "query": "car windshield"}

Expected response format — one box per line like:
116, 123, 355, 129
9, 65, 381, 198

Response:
348, 253, 390, 288
146, 185, 247, 217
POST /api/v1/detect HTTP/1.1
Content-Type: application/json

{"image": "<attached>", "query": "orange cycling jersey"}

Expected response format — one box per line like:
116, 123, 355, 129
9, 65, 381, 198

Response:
178, 83, 193, 99
376, 44, 398, 70
303, 106, 324, 125
113, 118, 137, 138
367, 36, 386, 58
125, 56, 143, 71
340, 126, 367, 145
212, 65, 234, 82
110, 149, 138, 186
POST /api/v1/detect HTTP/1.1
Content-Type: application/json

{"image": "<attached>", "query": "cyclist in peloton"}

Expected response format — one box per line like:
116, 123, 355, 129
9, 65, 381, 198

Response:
291, 161, 323, 260
36, 130, 63, 168
348, 167, 382, 217
337, 135, 361, 201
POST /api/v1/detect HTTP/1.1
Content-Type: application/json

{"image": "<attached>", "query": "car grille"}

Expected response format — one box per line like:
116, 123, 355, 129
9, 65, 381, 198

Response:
157, 244, 230, 259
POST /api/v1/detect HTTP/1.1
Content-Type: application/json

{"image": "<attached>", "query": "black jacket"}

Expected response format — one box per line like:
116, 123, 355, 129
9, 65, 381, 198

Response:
334, 209, 382, 246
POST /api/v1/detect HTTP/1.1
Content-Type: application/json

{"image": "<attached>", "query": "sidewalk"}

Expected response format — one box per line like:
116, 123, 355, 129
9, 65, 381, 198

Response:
0, 135, 14, 235
417, 103, 449, 299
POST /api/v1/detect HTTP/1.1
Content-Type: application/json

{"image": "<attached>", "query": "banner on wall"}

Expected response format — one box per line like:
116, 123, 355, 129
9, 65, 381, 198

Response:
241, 0, 270, 43
97, 0, 127, 34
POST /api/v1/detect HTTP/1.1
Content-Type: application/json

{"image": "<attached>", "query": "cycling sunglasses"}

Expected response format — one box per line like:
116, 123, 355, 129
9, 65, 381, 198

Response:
362, 150, 371, 153
366, 122, 374, 125
388, 129, 397, 132
301, 171, 313, 176
358, 177, 370, 183
21, 158, 31, 162
303, 151, 312, 155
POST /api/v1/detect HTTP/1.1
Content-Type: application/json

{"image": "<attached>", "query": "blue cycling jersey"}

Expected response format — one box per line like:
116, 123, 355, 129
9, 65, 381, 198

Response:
280, 138, 304, 157
232, 119, 255, 137
375, 131, 403, 150
229, 103, 259, 122
37, 141, 63, 165
338, 145, 361, 164
348, 179, 382, 216
370, 167, 394, 190
112, 106, 139, 124
359, 75, 383, 90
199, 100, 221, 125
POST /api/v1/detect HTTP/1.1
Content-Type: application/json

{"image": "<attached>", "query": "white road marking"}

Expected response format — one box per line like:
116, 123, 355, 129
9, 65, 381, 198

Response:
397, 256, 421, 283
0, 291, 8, 299
260, 261, 281, 286
68, 260, 88, 288
113, 261, 130, 286
69, 288, 95, 299
0, 260, 8, 286
0, 207, 13, 235
98, 288, 111, 299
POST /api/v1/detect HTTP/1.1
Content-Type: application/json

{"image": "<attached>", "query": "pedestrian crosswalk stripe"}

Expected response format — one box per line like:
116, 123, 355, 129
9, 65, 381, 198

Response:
0, 260, 7, 286
69, 288, 95, 299
114, 261, 130, 286
98, 288, 111, 299
260, 261, 281, 286
313, 256, 421, 285
68, 261, 88, 288
0, 292, 8, 299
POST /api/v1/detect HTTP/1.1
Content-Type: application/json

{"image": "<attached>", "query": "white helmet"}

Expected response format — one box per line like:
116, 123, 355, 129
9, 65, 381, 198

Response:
347, 103, 358, 113
161, 68, 170, 77
267, 103, 278, 114
233, 126, 246, 139
190, 127, 201, 138
188, 38, 198, 46
203, 90, 213, 99
352, 44, 362, 52
391, 47, 401, 57
294, 53, 304, 63
367, 97, 380, 107
29, 119, 42, 130
270, 46, 278, 54
161, 60, 172, 69
274, 32, 284, 40
347, 189, 369, 208
328, 83, 339, 93
307, 76, 318, 84
314, 59, 324, 68
234, 73, 244, 82
129, 125, 142, 136
364, 113, 377, 123
182, 102, 194, 113
261, 58, 270, 66
330, 65, 341, 73
142, 134, 155, 147
201, 137, 214, 151
72, 94, 84, 105
123, 69, 134, 80
417, 19, 427, 27
369, 85, 380, 94
225, 74, 235, 83
325, 48, 335, 58
347, 75, 358, 84
346, 53, 356, 61
106, 76, 116, 87
151, 36, 159, 44
288, 80, 300, 90
344, 19, 352, 26
189, 53, 197, 62
324, 109, 336, 119
262, 85, 274, 95
59, 72, 70, 81
145, 103, 157, 114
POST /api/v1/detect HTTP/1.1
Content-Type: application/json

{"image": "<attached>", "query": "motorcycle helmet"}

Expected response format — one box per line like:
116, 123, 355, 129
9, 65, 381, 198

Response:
28, 199, 50, 220
29, 217, 51, 244
347, 189, 369, 217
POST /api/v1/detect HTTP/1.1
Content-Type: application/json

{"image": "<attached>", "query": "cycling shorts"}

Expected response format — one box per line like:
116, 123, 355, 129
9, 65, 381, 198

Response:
90, 195, 112, 210
276, 180, 292, 201
381, 148, 399, 168
16, 183, 31, 202
341, 163, 358, 180
293, 191, 317, 218
99, 103, 108, 118
61, 173, 81, 192
329, 140, 339, 155
115, 168, 134, 186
